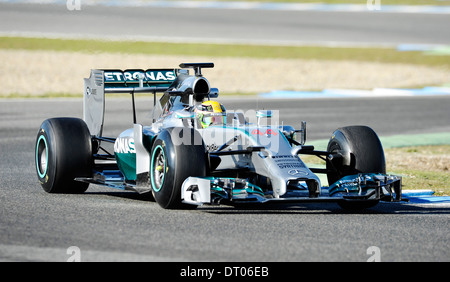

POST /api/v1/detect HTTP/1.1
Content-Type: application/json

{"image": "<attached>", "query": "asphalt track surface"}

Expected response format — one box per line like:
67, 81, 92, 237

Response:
1, 2, 450, 46
0, 96, 449, 262
1, 1, 449, 264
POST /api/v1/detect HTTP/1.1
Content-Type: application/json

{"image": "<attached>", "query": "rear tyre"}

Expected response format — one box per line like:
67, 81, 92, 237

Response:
326, 125, 385, 210
35, 118, 93, 193
150, 127, 206, 209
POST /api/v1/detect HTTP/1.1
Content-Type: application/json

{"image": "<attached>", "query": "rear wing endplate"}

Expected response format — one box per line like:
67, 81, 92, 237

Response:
83, 69, 177, 137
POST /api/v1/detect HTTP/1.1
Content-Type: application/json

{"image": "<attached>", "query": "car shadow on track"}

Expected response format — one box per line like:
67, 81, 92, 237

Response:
85, 190, 450, 215
197, 202, 450, 215
84, 190, 155, 202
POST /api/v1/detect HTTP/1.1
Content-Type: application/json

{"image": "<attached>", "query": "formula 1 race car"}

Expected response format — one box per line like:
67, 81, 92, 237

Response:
35, 63, 402, 210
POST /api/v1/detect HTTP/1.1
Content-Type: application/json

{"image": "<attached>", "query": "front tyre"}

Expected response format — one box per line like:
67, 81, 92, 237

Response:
326, 125, 385, 210
150, 128, 206, 209
35, 118, 93, 193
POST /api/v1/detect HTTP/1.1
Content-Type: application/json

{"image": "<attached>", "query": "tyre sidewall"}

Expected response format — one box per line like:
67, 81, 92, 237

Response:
327, 125, 385, 185
150, 130, 177, 208
150, 128, 206, 209
35, 118, 92, 193
35, 121, 57, 192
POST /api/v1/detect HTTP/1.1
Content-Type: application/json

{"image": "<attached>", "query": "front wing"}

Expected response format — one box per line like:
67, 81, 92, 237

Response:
181, 173, 402, 206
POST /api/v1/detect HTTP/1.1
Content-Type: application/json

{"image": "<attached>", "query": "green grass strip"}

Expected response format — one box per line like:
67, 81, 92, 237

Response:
380, 132, 450, 148
309, 132, 450, 151
1, 36, 449, 68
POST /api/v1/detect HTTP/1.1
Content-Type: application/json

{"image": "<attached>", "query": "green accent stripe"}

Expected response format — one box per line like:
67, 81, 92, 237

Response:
151, 145, 165, 192
36, 135, 48, 178
114, 152, 136, 181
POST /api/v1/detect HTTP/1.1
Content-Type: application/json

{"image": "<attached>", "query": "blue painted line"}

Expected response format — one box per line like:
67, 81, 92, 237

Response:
402, 190, 435, 197
102, 1, 450, 14
397, 87, 450, 96
1, 0, 450, 14
397, 44, 450, 56
397, 44, 437, 52
259, 86, 450, 99
400, 190, 450, 204
405, 196, 450, 204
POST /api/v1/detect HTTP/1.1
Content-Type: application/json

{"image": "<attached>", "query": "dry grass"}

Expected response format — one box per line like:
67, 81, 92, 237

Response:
1, 49, 449, 97
385, 146, 450, 174
385, 145, 450, 196
302, 145, 450, 196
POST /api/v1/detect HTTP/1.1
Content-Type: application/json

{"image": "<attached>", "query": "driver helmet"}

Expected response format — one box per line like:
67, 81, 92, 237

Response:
195, 100, 226, 128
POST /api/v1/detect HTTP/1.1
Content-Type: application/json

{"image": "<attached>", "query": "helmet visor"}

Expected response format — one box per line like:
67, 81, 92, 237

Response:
202, 113, 226, 127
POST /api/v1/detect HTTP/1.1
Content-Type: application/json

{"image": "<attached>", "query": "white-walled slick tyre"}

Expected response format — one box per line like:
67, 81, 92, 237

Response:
150, 127, 206, 209
35, 118, 93, 193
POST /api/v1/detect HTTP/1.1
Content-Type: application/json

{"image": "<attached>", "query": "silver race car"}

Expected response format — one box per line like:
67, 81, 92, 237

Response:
35, 63, 402, 210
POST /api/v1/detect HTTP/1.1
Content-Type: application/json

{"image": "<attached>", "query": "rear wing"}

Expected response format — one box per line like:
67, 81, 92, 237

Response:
83, 69, 178, 137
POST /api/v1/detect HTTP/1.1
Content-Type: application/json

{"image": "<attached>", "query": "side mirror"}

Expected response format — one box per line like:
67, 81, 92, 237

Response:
209, 88, 219, 98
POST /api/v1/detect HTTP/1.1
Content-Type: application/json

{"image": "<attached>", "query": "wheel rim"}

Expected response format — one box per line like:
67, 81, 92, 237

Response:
151, 145, 166, 192
36, 135, 48, 178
